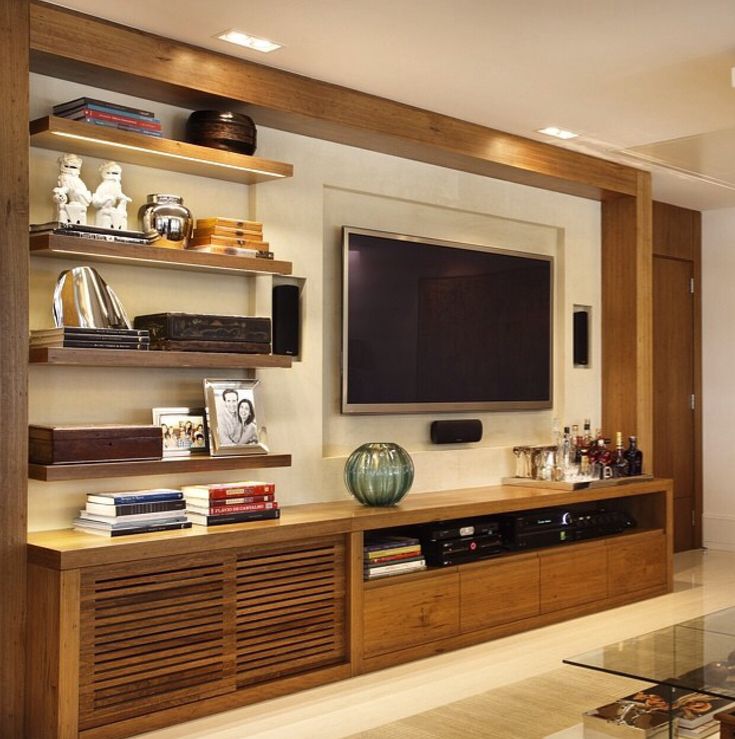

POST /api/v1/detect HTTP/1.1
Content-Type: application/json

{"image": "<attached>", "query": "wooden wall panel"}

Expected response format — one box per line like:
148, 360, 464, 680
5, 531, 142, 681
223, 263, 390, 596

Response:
653, 201, 695, 260
601, 173, 653, 457
28, 2, 638, 201
0, 1, 29, 736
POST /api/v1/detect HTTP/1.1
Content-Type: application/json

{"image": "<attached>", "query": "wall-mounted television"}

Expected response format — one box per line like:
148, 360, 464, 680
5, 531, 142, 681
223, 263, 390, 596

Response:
341, 227, 553, 414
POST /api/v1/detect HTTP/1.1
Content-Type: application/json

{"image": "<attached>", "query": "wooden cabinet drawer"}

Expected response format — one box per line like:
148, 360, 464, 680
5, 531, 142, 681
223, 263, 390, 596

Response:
608, 530, 667, 597
363, 572, 459, 657
539, 541, 608, 613
460, 555, 539, 633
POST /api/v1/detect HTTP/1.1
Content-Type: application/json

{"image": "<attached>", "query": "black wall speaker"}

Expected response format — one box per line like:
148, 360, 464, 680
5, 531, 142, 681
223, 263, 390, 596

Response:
430, 419, 483, 444
573, 310, 589, 367
272, 284, 300, 356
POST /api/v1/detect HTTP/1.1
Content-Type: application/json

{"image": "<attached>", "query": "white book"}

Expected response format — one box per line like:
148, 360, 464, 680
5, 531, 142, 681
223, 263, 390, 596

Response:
365, 559, 426, 578
79, 510, 188, 523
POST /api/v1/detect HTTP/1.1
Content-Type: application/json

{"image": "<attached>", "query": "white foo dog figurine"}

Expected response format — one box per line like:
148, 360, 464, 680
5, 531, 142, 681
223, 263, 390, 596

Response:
92, 160, 132, 230
52, 153, 92, 225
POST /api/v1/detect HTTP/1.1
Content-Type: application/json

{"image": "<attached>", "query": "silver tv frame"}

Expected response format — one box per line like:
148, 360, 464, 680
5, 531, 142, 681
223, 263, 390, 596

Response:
341, 226, 554, 415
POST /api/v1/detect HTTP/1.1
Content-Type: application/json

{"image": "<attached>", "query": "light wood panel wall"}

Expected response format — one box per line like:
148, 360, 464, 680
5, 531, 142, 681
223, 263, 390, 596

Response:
601, 173, 653, 456
0, 1, 29, 736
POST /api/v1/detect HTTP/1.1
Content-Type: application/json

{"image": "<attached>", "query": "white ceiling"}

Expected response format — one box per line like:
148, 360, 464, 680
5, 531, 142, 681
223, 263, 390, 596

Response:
50, 0, 735, 210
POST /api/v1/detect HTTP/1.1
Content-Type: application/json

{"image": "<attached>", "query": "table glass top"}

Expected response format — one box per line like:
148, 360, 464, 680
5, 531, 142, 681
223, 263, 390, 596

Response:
563, 605, 735, 700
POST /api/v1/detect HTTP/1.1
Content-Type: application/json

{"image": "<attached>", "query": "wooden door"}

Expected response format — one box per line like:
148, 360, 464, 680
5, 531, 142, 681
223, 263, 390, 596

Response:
653, 256, 696, 551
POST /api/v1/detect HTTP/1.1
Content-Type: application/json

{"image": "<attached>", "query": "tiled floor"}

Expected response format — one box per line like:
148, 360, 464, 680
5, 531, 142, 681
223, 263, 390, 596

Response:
134, 548, 735, 738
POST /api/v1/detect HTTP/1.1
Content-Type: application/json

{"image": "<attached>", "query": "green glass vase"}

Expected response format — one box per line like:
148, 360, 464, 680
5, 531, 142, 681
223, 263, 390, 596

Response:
344, 442, 414, 506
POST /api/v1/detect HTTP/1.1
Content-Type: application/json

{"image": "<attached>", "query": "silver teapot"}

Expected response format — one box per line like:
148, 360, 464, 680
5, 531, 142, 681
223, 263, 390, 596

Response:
139, 193, 193, 248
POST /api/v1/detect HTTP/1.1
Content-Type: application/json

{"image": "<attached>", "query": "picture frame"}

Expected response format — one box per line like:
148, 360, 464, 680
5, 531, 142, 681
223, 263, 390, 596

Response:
152, 407, 209, 457
203, 378, 268, 456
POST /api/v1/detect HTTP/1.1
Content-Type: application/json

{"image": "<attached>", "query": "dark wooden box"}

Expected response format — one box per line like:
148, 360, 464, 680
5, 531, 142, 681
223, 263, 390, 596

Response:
29, 424, 163, 464
133, 313, 271, 344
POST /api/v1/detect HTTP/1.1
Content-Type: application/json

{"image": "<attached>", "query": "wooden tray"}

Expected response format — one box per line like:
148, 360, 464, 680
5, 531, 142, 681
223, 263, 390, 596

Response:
500, 474, 654, 491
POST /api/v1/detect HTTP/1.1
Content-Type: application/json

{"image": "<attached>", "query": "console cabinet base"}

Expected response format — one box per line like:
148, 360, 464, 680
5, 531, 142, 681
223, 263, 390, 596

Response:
27, 481, 673, 738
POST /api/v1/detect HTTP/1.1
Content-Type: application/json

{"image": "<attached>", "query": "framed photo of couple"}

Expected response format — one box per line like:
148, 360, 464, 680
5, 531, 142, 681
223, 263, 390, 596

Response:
203, 378, 268, 456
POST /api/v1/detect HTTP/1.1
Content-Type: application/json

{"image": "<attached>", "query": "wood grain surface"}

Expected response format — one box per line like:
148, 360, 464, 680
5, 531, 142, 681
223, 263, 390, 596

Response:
0, 1, 29, 735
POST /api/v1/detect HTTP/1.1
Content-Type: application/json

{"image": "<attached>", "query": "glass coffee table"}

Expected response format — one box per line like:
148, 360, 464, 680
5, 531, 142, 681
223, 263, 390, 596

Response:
564, 606, 735, 738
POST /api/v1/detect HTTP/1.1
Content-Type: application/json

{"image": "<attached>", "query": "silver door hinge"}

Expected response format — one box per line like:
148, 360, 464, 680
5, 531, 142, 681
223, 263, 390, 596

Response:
690, 278, 695, 294
690, 394, 695, 410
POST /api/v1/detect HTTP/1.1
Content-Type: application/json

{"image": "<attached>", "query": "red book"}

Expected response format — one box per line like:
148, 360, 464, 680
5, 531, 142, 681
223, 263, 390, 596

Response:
182, 482, 275, 500
189, 502, 279, 515
187, 493, 275, 505
69, 108, 162, 130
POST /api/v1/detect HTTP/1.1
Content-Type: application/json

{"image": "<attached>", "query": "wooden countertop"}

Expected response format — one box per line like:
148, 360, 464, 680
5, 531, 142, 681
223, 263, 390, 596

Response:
28, 478, 673, 570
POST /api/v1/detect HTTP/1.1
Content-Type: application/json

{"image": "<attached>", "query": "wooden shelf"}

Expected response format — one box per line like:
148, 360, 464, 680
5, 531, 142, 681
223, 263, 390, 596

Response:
30, 116, 293, 185
28, 453, 292, 481
30, 233, 293, 275
29, 346, 292, 368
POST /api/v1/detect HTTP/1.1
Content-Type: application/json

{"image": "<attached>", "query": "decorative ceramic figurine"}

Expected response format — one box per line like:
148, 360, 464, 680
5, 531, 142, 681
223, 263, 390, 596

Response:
52, 153, 92, 225
92, 161, 132, 230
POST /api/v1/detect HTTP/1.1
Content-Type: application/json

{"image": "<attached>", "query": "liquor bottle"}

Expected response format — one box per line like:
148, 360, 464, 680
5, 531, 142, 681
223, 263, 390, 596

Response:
612, 432, 629, 478
571, 424, 580, 463
625, 435, 643, 476
558, 426, 571, 471
593, 437, 613, 479
582, 419, 592, 448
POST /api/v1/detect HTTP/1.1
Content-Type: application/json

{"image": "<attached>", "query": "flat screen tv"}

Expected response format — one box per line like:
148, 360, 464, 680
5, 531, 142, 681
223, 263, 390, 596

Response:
342, 227, 553, 414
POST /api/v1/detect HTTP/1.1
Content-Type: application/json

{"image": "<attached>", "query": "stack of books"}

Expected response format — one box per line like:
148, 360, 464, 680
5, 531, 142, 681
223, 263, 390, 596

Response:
187, 218, 273, 259
73, 489, 191, 537
52, 97, 162, 137
363, 535, 426, 580
182, 481, 279, 526
30, 326, 150, 351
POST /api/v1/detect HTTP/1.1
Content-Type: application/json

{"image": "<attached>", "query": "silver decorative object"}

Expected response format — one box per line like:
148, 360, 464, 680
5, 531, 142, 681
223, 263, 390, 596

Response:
53, 266, 131, 329
138, 194, 193, 248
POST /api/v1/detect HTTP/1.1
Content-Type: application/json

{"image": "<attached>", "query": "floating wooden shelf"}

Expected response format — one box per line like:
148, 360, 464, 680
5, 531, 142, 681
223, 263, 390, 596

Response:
29, 346, 292, 368
29, 233, 293, 275
30, 116, 293, 184
28, 453, 292, 481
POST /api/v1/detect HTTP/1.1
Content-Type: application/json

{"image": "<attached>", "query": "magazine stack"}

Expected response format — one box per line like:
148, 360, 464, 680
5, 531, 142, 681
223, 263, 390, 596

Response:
52, 97, 163, 137
182, 480, 279, 526
73, 489, 191, 537
363, 534, 426, 580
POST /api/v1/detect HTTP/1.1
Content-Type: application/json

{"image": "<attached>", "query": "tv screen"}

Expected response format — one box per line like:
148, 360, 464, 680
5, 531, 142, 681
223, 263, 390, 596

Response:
342, 227, 553, 414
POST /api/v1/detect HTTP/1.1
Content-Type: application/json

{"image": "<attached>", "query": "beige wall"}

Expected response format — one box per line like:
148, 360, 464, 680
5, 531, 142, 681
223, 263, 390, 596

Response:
702, 208, 735, 550
29, 73, 602, 531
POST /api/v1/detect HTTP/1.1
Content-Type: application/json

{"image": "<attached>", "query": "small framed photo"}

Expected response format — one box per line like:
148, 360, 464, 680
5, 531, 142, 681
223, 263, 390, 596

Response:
203, 378, 268, 456
152, 407, 209, 457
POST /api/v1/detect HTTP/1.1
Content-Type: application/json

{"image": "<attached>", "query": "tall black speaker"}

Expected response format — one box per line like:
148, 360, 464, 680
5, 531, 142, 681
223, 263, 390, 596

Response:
272, 284, 300, 356
573, 310, 589, 367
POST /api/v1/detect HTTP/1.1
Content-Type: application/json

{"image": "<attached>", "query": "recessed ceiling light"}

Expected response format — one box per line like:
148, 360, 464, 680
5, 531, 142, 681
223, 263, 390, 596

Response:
216, 29, 282, 53
537, 126, 579, 140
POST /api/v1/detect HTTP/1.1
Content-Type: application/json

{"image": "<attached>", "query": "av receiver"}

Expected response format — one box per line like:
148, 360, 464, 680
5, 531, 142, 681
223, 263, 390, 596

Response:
417, 518, 503, 567
501, 506, 635, 550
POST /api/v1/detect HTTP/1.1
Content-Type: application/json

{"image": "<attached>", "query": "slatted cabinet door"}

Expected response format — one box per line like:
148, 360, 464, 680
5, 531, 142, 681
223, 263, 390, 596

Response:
235, 536, 347, 687
79, 552, 237, 730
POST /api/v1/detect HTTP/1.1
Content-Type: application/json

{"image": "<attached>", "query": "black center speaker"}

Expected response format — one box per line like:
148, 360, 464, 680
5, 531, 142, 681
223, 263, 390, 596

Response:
430, 419, 483, 444
272, 284, 300, 356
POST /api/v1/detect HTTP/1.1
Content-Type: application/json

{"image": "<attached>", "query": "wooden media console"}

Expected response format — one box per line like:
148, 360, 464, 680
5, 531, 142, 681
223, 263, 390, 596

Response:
26, 478, 673, 738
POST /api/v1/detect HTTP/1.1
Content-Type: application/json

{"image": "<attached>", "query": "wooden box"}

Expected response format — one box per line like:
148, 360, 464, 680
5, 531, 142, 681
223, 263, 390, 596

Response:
29, 424, 163, 464
133, 313, 271, 344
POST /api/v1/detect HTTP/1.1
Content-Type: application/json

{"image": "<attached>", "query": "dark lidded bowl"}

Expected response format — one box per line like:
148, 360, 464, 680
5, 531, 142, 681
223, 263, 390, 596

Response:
185, 110, 257, 155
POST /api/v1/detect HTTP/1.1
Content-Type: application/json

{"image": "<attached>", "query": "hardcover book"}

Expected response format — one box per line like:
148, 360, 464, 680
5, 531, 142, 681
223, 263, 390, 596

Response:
86, 489, 183, 505
187, 508, 281, 526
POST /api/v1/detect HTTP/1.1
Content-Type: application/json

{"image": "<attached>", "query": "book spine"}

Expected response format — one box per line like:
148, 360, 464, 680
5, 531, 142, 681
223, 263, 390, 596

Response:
53, 98, 156, 118
190, 509, 281, 526
365, 546, 422, 559
191, 502, 278, 515
67, 108, 162, 129
184, 493, 275, 504
365, 552, 425, 565
108, 521, 192, 536
97, 501, 186, 516
363, 538, 420, 552
71, 118, 163, 137
184, 484, 275, 498
104, 493, 184, 504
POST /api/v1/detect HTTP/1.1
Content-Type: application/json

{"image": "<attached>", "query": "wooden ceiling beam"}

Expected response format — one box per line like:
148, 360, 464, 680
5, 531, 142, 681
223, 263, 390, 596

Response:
30, 0, 638, 200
